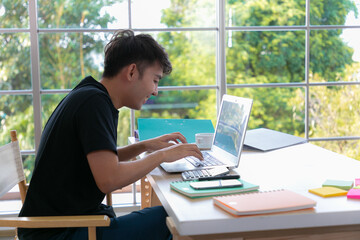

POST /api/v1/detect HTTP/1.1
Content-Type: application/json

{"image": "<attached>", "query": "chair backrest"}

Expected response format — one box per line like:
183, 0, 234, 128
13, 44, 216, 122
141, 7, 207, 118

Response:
0, 130, 112, 206
0, 130, 27, 203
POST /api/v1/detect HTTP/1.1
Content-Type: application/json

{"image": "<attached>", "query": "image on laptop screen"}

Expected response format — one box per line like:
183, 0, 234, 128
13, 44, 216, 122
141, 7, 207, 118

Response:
213, 99, 248, 157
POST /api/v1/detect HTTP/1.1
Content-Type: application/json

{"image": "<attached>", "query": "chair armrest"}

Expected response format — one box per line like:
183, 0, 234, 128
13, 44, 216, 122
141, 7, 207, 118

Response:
0, 215, 110, 228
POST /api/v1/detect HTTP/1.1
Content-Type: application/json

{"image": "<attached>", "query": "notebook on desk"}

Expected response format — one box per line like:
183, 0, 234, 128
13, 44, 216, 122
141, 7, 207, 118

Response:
160, 94, 253, 173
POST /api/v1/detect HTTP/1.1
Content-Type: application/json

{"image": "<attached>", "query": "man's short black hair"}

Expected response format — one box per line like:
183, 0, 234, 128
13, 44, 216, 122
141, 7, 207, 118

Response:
102, 29, 172, 78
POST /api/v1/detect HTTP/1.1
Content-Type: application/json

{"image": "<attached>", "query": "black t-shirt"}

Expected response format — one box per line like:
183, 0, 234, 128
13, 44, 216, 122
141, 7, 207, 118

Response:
18, 76, 119, 239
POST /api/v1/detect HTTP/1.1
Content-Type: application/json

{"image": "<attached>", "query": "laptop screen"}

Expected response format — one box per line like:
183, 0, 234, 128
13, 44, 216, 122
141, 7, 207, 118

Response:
213, 96, 252, 157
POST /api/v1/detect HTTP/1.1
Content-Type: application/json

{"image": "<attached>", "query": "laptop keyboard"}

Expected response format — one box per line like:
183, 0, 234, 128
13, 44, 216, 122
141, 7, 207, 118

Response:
185, 152, 225, 167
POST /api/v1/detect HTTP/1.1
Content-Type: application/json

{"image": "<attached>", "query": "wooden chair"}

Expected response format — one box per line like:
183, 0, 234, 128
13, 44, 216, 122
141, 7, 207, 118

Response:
0, 130, 110, 240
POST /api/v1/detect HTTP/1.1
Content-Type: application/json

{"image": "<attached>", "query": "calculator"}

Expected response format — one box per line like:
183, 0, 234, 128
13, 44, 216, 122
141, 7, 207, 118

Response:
181, 167, 229, 181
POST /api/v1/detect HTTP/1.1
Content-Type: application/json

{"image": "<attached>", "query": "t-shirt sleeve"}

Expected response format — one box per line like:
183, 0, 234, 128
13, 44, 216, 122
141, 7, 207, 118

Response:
75, 93, 118, 155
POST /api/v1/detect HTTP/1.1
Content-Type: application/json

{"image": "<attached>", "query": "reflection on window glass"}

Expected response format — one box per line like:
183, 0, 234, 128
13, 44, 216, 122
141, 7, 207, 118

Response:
310, 30, 356, 82
39, 32, 112, 89
132, 0, 216, 28
314, 140, 360, 161
309, 85, 360, 138
152, 31, 216, 86
226, 31, 305, 84
0, 33, 31, 90
226, 0, 305, 26
0, 95, 34, 150
228, 87, 305, 136
0, 1, 28, 28
37, 0, 126, 28
137, 89, 217, 126
310, 0, 359, 26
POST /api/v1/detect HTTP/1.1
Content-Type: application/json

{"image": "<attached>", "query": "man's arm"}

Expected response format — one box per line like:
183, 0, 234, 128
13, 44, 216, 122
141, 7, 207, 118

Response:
88, 142, 202, 194
116, 132, 189, 161
116, 141, 147, 161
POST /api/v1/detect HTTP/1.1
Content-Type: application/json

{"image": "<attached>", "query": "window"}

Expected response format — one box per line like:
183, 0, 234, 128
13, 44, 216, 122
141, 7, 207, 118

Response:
1, 0, 360, 208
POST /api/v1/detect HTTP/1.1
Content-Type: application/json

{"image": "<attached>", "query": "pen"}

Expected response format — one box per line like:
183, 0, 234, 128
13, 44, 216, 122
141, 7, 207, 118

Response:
198, 174, 240, 181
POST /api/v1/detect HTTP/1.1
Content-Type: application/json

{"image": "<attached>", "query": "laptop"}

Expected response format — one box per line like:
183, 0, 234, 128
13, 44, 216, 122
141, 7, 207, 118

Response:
160, 94, 253, 173
244, 128, 307, 151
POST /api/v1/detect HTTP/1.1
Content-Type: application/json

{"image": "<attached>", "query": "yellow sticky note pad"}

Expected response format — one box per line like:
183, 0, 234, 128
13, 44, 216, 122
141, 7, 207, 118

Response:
309, 187, 348, 198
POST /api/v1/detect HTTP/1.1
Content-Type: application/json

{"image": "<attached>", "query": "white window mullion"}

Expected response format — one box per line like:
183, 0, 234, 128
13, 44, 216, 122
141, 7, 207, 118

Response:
128, 0, 138, 205
128, 0, 132, 30
304, 0, 310, 140
29, 0, 42, 153
216, 0, 227, 112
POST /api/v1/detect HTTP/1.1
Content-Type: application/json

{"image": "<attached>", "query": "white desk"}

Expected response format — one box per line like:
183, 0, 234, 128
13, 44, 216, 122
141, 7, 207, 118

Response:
146, 143, 360, 240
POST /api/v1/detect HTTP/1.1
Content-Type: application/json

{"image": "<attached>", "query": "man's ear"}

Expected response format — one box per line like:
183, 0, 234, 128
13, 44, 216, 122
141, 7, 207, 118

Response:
126, 63, 137, 81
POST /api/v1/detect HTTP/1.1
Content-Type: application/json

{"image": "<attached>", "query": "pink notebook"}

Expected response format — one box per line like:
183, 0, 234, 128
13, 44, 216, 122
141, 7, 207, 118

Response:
213, 189, 316, 216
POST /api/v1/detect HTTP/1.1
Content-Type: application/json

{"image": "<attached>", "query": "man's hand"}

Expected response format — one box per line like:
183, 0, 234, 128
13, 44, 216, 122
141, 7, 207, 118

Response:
150, 143, 203, 163
143, 132, 188, 152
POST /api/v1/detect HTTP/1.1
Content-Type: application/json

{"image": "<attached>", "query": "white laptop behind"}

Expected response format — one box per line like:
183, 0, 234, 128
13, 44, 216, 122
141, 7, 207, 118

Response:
160, 94, 253, 173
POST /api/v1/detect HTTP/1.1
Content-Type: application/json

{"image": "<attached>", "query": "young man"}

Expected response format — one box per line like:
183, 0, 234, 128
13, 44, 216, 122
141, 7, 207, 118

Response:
18, 30, 203, 240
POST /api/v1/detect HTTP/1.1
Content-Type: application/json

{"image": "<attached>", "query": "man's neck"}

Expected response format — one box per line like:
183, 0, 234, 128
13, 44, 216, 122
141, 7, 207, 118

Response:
100, 77, 123, 109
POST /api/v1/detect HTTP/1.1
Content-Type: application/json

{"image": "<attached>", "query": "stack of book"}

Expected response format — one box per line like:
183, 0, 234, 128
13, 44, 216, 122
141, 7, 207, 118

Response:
308, 179, 360, 198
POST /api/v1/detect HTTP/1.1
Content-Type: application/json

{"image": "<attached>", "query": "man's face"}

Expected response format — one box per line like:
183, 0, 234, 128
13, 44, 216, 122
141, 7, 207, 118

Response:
130, 62, 163, 110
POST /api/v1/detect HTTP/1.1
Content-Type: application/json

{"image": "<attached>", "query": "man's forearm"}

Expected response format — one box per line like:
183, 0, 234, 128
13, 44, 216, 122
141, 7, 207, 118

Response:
88, 149, 164, 193
117, 141, 147, 161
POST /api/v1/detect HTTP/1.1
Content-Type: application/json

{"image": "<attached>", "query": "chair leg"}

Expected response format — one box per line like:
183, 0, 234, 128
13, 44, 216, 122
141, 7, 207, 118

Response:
88, 227, 96, 240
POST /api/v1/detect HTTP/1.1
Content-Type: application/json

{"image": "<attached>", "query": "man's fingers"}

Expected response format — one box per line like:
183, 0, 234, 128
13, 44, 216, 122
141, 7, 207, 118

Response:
185, 144, 203, 160
162, 143, 203, 162
169, 132, 187, 143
